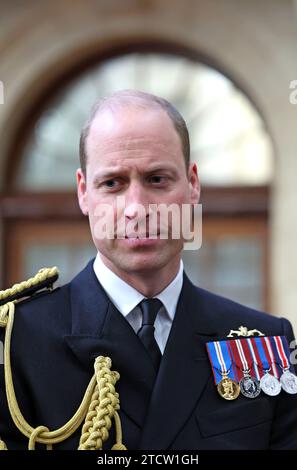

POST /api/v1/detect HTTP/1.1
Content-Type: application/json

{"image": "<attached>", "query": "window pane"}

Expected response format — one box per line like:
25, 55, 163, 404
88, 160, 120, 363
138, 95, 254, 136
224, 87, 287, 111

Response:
182, 237, 264, 310
16, 53, 273, 190
24, 243, 96, 286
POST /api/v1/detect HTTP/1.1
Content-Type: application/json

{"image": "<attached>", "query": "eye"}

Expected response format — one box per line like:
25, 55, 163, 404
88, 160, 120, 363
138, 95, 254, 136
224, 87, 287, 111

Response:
101, 178, 125, 191
148, 175, 167, 184
104, 179, 118, 188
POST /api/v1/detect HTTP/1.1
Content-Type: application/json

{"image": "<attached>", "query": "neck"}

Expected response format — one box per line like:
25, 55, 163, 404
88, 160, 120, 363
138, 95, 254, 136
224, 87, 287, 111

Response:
100, 254, 181, 297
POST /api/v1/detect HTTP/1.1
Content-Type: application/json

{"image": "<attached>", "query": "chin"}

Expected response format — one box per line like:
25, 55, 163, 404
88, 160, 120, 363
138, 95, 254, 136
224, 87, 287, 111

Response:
120, 254, 170, 273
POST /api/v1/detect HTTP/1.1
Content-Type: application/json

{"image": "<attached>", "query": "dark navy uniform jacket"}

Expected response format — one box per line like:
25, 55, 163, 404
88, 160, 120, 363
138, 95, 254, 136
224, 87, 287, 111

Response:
1, 260, 297, 450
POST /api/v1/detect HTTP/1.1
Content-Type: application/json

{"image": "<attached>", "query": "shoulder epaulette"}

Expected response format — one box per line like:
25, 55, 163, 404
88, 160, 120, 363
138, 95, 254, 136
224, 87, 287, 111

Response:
0, 267, 59, 307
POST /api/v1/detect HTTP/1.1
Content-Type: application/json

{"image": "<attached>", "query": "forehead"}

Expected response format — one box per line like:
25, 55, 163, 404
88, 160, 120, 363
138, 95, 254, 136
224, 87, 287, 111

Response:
86, 106, 183, 159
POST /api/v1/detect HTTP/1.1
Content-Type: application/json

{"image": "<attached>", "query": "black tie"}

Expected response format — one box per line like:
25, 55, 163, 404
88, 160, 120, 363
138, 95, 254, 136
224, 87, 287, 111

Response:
137, 298, 162, 371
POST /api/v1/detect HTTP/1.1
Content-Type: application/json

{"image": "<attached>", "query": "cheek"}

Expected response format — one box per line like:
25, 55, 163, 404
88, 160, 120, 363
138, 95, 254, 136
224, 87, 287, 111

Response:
87, 188, 100, 204
167, 186, 190, 205
87, 191, 111, 217
88, 197, 121, 237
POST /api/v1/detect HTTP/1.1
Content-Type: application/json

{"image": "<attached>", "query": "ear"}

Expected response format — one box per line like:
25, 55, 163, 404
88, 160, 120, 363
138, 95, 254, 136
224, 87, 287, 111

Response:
76, 168, 89, 216
188, 163, 200, 204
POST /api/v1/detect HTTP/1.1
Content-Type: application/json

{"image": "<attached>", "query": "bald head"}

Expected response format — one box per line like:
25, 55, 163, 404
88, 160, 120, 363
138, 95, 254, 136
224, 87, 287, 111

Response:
79, 90, 190, 175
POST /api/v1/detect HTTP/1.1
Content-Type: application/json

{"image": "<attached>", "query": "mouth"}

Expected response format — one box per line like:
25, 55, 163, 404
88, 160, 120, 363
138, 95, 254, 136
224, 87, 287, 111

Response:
124, 236, 158, 239
124, 231, 160, 239
122, 233, 161, 247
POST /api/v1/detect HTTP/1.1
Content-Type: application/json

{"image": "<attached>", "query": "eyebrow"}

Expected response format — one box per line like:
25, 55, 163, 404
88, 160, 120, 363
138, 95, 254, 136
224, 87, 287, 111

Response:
93, 170, 122, 180
93, 165, 178, 184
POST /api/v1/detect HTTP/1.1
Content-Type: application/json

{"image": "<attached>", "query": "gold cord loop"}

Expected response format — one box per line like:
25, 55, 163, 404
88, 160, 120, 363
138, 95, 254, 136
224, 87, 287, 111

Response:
29, 426, 52, 450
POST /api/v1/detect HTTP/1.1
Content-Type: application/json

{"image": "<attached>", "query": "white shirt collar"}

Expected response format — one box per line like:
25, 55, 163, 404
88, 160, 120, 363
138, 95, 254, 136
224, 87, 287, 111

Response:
93, 253, 184, 321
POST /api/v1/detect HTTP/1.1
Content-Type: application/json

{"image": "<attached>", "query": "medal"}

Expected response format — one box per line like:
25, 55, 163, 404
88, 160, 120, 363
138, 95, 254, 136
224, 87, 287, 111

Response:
251, 337, 281, 396
229, 339, 261, 399
206, 334, 294, 400
217, 375, 240, 400
280, 370, 297, 394
207, 340, 240, 400
260, 370, 281, 396
240, 374, 261, 398
272, 336, 297, 394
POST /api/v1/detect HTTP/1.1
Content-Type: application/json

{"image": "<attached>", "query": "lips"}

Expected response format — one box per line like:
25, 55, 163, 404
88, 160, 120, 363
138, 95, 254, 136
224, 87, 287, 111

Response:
125, 233, 160, 239
124, 229, 160, 238
123, 236, 160, 247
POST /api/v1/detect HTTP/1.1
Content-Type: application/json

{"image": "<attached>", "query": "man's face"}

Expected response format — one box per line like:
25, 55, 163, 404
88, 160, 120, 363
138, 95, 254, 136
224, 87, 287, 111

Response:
77, 105, 200, 278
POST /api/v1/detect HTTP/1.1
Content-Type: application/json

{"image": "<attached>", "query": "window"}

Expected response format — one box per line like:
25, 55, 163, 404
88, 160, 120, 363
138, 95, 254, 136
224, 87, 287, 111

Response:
15, 53, 273, 189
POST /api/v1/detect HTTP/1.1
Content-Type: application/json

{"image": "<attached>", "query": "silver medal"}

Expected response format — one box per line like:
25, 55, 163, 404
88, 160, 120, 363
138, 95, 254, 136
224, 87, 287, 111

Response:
260, 372, 281, 396
280, 370, 297, 394
240, 375, 261, 398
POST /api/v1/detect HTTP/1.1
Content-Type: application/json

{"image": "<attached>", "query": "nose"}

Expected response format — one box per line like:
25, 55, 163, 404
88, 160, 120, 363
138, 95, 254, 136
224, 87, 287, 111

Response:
124, 182, 150, 220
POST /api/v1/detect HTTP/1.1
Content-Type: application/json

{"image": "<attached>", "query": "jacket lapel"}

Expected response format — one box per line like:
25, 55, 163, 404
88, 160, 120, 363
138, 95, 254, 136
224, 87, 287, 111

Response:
63, 261, 156, 428
63, 262, 218, 448
139, 274, 217, 449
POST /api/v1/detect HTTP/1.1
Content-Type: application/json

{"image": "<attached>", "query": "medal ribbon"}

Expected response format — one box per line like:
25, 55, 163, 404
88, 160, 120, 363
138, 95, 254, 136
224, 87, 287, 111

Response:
279, 336, 295, 373
206, 340, 235, 385
272, 336, 290, 371
229, 339, 257, 381
263, 337, 280, 378
251, 337, 279, 378
251, 337, 271, 374
280, 335, 292, 360
246, 338, 261, 380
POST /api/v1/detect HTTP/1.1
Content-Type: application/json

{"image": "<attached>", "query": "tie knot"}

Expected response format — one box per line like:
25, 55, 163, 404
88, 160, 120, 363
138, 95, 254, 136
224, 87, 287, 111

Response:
140, 298, 163, 326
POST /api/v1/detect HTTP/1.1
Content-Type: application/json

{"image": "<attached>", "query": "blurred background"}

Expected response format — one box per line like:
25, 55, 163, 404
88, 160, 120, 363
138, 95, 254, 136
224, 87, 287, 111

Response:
0, 0, 296, 331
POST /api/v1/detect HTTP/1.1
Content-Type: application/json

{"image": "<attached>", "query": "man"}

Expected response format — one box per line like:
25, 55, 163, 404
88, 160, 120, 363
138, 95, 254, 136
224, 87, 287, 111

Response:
0, 90, 297, 450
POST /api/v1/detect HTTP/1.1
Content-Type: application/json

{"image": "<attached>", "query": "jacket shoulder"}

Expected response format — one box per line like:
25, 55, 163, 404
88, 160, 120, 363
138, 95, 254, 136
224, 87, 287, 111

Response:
0, 268, 71, 331
0, 267, 59, 306
188, 280, 293, 338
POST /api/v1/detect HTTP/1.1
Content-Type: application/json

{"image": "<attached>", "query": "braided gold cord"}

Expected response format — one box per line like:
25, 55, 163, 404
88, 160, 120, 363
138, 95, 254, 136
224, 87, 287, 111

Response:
0, 267, 59, 302
0, 269, 126, 450
0, 302, 8, 328
78, 357, 120, 450
0, 439, 7, 450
